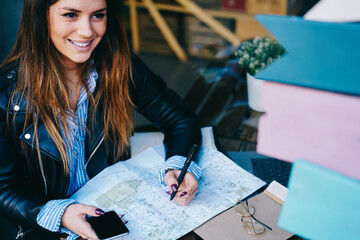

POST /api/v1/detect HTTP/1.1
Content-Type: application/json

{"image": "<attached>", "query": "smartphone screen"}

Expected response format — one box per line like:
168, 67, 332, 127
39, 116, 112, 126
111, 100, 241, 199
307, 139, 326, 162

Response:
87, 211, 129, 240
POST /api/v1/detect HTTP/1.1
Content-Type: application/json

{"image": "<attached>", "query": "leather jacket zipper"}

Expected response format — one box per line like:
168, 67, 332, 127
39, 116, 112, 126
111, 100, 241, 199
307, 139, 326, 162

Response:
84, 135, 104, 174
16, 226, 32, 240
38, 156, 48, 196
34, 113, 48, 196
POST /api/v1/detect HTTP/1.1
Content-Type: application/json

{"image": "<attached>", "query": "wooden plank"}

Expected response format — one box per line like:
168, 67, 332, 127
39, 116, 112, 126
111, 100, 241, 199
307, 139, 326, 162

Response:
129, 0, 140, 52
138, 12, 181, 55
177, 0, 241, 44
143, 0, 188, 62
124, 1, 255, 20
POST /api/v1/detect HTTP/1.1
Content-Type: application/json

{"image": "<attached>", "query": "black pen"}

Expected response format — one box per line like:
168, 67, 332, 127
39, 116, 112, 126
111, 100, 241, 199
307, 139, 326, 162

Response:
170, 144, 199, 201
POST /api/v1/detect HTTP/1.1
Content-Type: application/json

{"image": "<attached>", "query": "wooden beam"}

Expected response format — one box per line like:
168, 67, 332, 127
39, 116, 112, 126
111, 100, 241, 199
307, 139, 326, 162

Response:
142, 0, 187, 62
176, 0, 241, 45
124, 1, 255, 21
129, 0, 140, 52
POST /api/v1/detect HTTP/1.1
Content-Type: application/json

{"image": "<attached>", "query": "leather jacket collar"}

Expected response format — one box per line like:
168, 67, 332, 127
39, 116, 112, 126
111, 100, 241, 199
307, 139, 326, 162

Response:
6, 69, 105, 167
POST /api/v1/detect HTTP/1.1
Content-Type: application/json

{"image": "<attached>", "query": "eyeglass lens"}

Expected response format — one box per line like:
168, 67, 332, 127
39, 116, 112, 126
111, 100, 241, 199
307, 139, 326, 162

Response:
234, 201, 255, 216
234, 200, 265, 235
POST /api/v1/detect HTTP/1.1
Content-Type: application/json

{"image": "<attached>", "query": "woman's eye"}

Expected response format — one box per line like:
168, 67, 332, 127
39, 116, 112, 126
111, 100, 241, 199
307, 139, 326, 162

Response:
93, 13, 106, 20
63, 12, 77, 19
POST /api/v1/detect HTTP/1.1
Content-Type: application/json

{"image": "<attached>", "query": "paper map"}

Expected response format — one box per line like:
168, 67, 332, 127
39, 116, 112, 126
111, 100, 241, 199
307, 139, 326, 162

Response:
71, 127, 265, 239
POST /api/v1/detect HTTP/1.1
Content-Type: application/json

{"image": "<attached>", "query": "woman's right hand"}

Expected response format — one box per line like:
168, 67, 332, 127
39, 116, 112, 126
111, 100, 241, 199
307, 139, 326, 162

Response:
61, 203, 104, 240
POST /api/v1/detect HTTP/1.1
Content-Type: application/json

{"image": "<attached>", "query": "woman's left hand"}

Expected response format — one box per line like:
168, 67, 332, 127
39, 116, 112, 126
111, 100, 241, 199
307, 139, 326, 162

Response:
164, 170, 198, 206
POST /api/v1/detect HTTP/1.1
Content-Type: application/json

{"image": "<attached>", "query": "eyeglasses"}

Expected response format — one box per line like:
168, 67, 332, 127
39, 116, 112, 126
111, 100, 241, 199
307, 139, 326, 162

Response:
234, 199, 272, 235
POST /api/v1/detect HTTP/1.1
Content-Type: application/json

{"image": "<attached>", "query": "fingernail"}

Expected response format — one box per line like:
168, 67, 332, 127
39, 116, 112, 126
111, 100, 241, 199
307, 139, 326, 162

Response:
124, 220, 128, 224
95, 208, 105, 215
166, 191, 171, 195
180, 191, 187, 197
171, 184, 178, 192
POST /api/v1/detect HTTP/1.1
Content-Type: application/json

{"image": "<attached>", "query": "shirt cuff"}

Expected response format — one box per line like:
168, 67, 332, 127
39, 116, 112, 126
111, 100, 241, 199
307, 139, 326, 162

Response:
158, 155, 202, 190
37, 199, 78, 233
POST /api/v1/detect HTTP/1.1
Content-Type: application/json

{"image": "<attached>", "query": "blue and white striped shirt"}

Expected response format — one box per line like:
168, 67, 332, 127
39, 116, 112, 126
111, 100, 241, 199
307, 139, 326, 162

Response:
36, 67, 202, 240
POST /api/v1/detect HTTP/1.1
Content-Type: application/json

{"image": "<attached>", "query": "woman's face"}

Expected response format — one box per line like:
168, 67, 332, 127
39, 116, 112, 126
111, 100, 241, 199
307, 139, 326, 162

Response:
48, 0, 107, 68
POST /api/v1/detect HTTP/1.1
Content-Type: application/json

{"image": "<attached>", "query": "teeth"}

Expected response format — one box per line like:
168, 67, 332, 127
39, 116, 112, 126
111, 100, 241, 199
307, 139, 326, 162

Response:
70, 40, 91, 47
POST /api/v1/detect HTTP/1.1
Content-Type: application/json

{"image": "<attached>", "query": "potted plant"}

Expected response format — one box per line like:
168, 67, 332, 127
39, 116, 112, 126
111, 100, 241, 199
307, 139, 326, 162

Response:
235, 36, 285, 112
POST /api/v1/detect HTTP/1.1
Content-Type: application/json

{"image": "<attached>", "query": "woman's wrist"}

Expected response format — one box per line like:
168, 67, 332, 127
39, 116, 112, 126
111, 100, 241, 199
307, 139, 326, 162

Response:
159, 155, 203, 190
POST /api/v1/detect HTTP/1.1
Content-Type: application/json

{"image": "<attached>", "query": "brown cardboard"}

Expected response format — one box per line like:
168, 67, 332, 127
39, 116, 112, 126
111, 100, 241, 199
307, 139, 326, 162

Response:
194, 192, 293, 240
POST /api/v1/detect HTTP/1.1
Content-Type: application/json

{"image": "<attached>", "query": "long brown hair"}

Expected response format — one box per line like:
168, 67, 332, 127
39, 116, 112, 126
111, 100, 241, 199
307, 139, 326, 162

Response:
2, 0, 133, 174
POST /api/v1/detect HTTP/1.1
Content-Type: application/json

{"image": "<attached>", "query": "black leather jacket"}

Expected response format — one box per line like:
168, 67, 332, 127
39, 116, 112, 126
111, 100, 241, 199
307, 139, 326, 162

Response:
0, 54, 201, 236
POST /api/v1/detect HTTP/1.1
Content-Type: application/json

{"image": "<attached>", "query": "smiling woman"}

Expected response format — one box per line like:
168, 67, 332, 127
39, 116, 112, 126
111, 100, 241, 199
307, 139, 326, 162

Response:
48, 0, 107, 66
0, 0, 202, 239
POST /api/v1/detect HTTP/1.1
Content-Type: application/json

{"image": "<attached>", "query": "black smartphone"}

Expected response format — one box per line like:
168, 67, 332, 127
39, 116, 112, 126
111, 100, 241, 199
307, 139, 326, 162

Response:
87, 210, 129, 240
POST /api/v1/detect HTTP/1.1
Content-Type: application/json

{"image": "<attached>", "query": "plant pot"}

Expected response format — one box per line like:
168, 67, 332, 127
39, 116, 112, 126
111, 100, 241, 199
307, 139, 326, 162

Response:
246, 72, 265, 112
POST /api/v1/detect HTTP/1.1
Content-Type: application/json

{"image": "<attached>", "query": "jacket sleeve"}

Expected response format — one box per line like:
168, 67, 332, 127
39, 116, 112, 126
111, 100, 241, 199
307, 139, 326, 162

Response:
129, 53, 202, 160
0, 76, 46, 229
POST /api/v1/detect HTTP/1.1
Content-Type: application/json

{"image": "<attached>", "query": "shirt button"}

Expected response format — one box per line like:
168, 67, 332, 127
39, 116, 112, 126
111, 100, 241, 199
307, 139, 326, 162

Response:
14, 105, 20, 111
24, 133, 31, 140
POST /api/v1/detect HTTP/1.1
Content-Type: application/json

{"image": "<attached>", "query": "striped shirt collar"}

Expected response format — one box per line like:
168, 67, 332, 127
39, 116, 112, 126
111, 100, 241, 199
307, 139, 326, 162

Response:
87, 62, 98, 93
77, 63, 98, 107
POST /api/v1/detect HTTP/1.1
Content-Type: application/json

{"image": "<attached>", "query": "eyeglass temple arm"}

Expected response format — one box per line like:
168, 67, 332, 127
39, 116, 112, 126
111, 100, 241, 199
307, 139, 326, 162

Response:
240, 200, 272, 231
250, 214, 272, 231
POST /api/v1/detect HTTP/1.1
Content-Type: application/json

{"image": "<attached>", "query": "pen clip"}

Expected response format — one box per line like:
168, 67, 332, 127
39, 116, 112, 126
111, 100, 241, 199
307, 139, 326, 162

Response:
185, 144, 198, 164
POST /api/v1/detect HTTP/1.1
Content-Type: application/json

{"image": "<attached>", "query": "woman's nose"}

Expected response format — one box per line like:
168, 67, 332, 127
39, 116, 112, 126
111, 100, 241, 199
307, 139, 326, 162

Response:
77, 18, 93, 38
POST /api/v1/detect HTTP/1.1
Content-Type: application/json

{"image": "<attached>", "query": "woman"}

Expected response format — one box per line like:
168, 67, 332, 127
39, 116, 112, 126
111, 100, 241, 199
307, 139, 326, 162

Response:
0, 0, 202, 239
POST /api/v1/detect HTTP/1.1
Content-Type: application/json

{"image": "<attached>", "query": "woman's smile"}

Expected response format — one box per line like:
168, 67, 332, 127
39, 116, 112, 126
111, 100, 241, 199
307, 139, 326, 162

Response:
68, 39, 94, 52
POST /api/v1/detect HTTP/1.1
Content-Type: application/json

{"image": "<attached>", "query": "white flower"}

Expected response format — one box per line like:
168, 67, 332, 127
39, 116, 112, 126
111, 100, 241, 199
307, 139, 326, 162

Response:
236, 35, 285, 75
